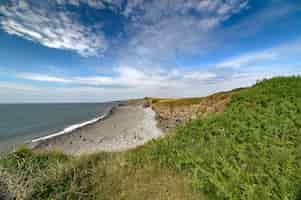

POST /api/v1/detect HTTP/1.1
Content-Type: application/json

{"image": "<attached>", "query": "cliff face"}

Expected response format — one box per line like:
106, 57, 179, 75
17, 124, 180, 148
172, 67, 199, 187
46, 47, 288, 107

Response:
148, 89, 243, 133
152, 104, 200, 132
124, 88, 244, 133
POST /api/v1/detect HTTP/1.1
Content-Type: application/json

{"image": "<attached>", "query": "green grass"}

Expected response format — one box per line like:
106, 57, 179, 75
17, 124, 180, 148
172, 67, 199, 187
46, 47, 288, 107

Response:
147, 77, 301, 199
1, 77, 301, 199
0, 147, 199, 199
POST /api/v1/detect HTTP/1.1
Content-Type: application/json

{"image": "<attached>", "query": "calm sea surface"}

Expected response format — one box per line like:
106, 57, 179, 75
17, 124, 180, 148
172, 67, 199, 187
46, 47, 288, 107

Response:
0, 103, 115, 153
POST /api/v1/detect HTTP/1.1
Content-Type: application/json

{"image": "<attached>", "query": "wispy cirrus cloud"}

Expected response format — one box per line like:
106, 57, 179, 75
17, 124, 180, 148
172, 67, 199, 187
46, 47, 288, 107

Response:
0, 0, 108, 56
216, 38, 301, 69
217, 51, 278, 68
0, 0, 249, 59
123, 0, 250, 61
55, 0, 124, 10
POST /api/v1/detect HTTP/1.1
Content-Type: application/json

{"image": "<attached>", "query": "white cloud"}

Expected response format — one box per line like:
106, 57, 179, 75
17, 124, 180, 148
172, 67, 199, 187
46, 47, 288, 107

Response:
17, 66, 217, 89
0, 0, 107, 56
4, 68, 300, 103
0, 82, 39, 92
123, 0, 249, 21
183, 71, 217, 81
74, 76, 114, 86
55, 0, 124, 11
0, 0, 249, 59
122, 0, 249, 62
216, 38, 301, 69
230, 70, 301, 84
19, 73, 72, 83
217, 51, 278, 68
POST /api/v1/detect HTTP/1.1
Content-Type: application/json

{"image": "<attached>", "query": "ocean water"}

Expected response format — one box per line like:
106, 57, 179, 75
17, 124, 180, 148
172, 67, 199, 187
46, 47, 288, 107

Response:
0, 103, 116, 153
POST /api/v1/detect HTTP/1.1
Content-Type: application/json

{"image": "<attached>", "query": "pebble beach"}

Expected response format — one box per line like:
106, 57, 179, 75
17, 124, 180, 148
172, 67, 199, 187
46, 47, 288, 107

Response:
32, 105, 163, 155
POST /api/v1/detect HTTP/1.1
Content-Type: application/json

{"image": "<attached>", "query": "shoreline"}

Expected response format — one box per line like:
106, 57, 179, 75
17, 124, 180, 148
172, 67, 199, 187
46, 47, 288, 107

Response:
30, 105, 116, 144
32, 105, 163, 155
0, 102, 119, 155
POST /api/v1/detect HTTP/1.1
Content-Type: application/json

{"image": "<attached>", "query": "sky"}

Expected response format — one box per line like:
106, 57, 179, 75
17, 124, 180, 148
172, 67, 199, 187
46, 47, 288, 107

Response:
0, 0, 300, 103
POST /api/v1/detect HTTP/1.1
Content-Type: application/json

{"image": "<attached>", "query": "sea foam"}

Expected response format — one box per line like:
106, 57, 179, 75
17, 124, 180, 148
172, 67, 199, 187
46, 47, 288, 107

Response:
31, 107, 114, 143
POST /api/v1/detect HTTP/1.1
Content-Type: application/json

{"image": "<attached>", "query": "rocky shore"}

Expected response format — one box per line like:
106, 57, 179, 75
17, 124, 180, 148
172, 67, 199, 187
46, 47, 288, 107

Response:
33, 105, 162, 155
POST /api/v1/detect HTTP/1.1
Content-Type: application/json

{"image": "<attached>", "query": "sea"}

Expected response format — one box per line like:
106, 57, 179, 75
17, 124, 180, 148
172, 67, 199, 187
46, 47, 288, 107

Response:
0, 102, 117, 153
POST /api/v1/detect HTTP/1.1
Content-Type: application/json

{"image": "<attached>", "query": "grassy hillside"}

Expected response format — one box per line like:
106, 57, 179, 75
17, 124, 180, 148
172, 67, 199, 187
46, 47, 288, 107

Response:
1, 77, 301, 199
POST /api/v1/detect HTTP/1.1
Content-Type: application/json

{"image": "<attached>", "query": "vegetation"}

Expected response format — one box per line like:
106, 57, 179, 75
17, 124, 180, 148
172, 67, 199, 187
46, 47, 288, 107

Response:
147, 77, 301, 199
1, 77, 301, 199
146, 87, 245, 108
0, 147, 199, 199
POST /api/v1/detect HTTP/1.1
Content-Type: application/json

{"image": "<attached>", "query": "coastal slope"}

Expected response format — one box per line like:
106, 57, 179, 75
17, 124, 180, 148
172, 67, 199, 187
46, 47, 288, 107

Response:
1, 77, 301, 200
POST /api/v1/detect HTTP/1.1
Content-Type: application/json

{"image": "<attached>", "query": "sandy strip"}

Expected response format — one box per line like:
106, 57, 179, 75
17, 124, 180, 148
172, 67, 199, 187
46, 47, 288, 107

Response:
32, 106, 162, 155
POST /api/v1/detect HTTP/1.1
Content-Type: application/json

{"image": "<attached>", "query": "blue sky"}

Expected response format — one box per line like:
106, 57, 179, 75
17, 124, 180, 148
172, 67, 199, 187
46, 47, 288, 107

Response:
0, 0, 300, 103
